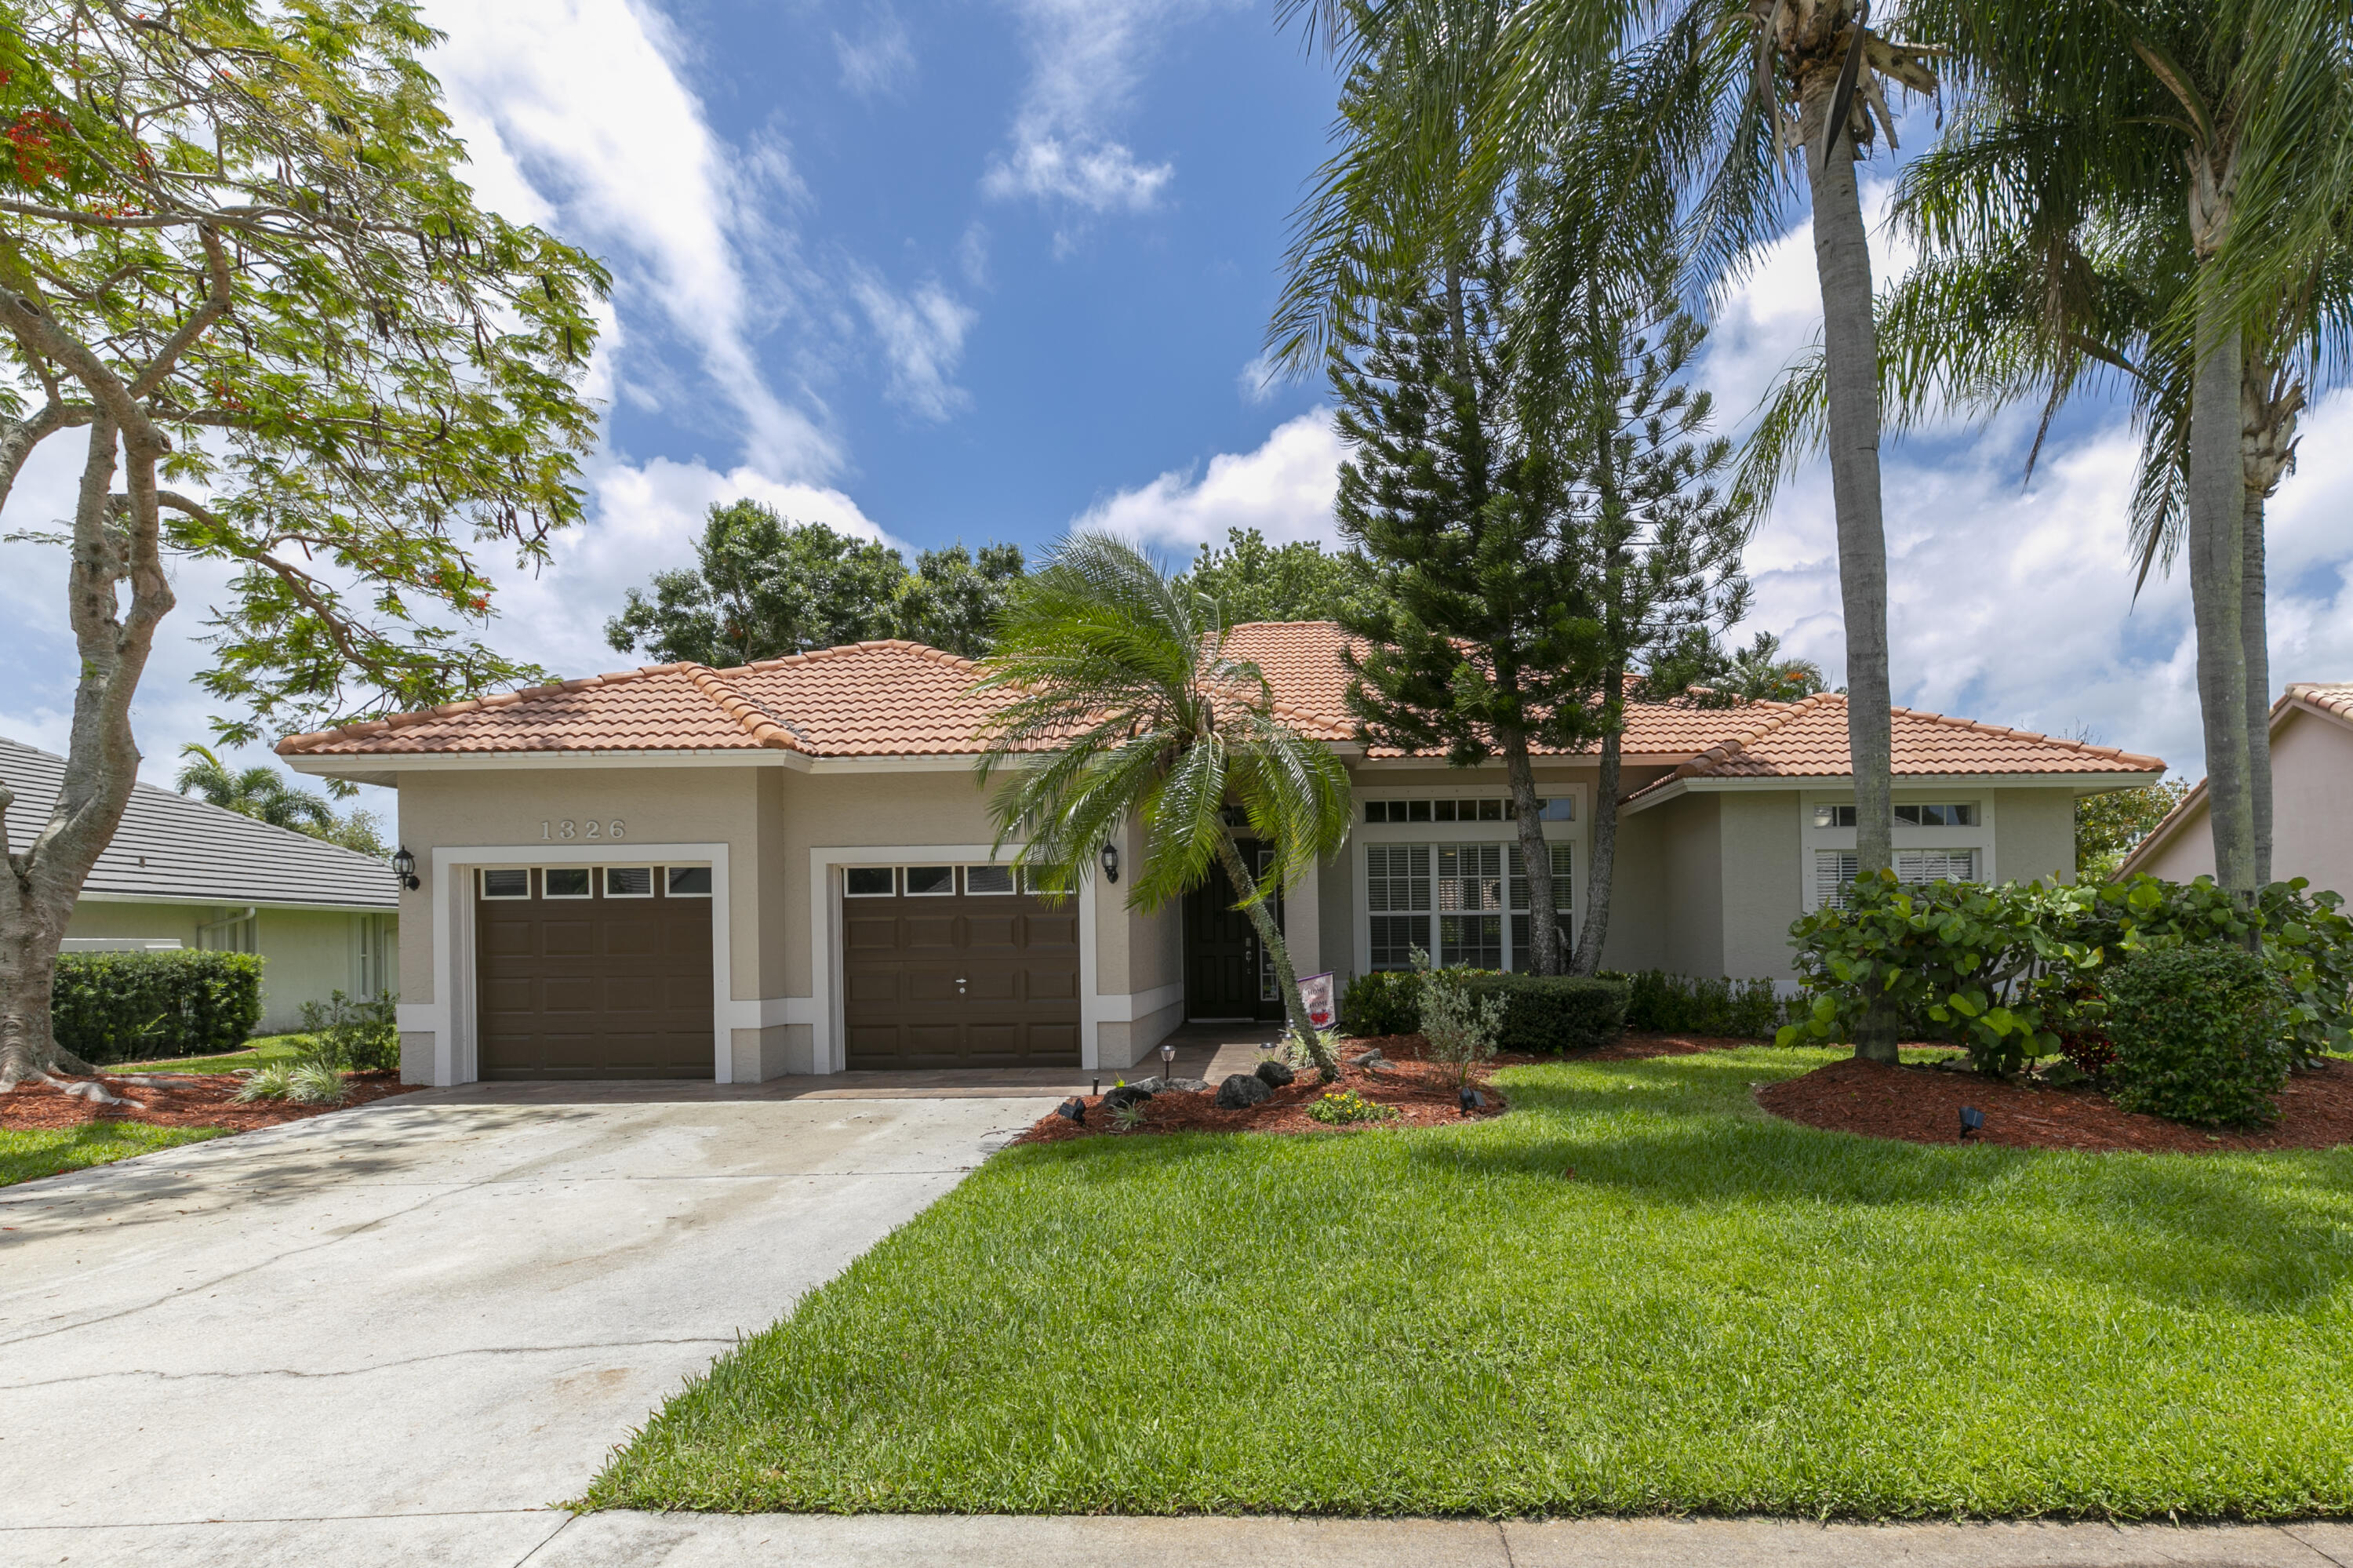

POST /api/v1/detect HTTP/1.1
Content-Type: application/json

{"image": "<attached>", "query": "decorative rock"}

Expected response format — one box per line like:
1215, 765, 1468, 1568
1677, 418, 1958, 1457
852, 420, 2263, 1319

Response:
1163, 1076, 1210, 1094
1215, 1072, 1272, 1109
1254, 1059, 1297, 1089
1103, 1083, 1154, 1111
1125, 1076, 1163, 1093
1345, 1050, 1390, 1073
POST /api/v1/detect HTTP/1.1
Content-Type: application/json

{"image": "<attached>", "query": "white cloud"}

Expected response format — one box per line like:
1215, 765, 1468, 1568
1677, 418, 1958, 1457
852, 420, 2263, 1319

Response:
835, 6, 916, 98
982, 0, 1231, 215
849, 272, 978, 420
420, 0, 838, 476
1078, 412, 1347, 552
1236, 352, 1285, 405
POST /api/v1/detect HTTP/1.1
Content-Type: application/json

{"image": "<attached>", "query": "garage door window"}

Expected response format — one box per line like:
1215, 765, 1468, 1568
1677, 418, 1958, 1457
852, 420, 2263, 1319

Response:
904, 865, 955, 896
482, 868, 530, 900
544, 867, 591, 899
845, 867, 895, 897
964, 864, 1014, 895
604, 866, 654, 898
665, 865, 712, 897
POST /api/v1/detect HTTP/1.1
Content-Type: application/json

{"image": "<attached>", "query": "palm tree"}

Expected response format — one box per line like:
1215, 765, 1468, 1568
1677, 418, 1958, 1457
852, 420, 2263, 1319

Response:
1718, 631, 1831, 704
1889, 0, 2352, 893
972, 533, 1356, 1070
176, 745, 337, 834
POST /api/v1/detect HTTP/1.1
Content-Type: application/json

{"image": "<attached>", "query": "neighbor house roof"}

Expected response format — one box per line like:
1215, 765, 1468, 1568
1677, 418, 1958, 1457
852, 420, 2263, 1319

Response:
2117, 681, 2352, 875
1, 736, 398, 911
275, 622, 2164, 788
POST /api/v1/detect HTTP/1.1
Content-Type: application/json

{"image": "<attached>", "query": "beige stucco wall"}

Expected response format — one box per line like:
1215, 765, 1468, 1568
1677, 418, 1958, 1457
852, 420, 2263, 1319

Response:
2137, 708, 2353, 897
1719, 791, 1802, 979
1655, 792, 1726, 977
1991, 788, 2078, 886
67, 898, 394, 1033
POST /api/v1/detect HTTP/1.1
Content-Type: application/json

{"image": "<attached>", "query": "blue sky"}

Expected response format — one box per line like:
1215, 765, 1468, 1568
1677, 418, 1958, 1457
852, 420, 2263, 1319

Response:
4, 0, 2351, 804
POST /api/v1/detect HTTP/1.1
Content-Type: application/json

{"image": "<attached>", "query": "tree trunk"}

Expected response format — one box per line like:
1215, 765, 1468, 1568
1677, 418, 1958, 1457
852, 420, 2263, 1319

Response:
2242, 484, 2271, 888
2187, 309, 2255, 894
1573, 726, 1620, 977
1802, 58, 1897, 1063
1, 418, 173, 1090
1210, 828, 1331, 1070
1501, 730, 1561, 975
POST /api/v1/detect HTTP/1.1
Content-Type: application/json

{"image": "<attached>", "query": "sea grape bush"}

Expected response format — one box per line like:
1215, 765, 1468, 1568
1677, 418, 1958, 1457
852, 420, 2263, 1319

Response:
2104, 947, 2293, 1124
1778, 872, 2353, 1075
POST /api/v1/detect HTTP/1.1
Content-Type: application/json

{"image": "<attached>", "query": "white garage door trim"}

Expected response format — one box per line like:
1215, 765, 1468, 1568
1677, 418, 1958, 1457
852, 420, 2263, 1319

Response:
411, 842, 733, 1087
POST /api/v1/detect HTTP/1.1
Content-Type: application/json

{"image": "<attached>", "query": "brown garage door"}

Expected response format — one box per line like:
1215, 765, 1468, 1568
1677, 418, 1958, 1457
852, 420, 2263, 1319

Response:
842, 864, 1080, 1069
476, 865, 714, 1079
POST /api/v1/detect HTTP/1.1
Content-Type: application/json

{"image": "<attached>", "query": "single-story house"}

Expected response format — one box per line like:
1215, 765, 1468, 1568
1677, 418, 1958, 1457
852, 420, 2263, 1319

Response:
275, 622, 2163, 1086
2119, 681, 2353, 896
2, 735, 401, 1033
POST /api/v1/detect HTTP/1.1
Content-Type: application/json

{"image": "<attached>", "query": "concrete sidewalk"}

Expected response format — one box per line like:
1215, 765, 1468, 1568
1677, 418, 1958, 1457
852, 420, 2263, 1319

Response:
9, 1511, 2348, 1566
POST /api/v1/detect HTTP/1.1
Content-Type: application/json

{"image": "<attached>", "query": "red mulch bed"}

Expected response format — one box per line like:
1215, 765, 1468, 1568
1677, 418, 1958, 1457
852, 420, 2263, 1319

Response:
1757, 1055, 2353, 1155
1010, 1030, 1764, 1144
0, 1071, 421, 1133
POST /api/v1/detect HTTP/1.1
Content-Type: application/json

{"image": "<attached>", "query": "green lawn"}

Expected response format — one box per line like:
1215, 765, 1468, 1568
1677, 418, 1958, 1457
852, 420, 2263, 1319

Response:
0, 1123, 223, 1187
584, 1044, 2353, 1521
110, 1032, 311, 1076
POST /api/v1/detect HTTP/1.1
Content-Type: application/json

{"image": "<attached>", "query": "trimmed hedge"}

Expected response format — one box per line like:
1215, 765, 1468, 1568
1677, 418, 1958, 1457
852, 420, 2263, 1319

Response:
1458, 973, 1628, 1053
1619, 970, 1797, 1039
1341, 969, 1424, 1037
52, 950, 264, 1064
2104, 946, 2293, 1125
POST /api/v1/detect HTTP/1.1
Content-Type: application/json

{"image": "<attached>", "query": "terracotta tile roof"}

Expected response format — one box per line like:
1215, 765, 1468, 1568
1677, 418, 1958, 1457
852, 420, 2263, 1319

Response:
278, 620, 2165, 782
1629, 691, 2163, 797
277, 641, 1018, 759
2287, 682, 2353, 726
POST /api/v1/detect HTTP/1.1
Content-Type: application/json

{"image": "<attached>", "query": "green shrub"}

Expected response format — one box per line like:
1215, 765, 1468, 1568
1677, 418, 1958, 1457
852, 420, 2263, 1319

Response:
1341, 968, 1424, 1036
1459, 973, 1628, 1053
51, 951, 264, 1064
298, 991, 398, 1073
1620, 970, 1797, 1038
2104, 946, 2293, 1125
1419, 970, 1505, 1086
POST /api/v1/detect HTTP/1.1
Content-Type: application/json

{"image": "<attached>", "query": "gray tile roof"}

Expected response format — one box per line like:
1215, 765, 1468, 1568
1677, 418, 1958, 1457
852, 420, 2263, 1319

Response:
0, 736, 398, 911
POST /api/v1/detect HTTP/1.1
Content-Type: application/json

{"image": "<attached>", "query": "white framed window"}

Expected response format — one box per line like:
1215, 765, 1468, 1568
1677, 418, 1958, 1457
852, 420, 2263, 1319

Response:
845, 867, 894, 897
604, 866, 654, 899
1364, 796, 1570, 824
1366, 841, 1572, 970
1815, 848, 1980, 909
904, 865, 955, 897
1510, 842, 1573, 959
1021, 865, 1075, 897
1813, 802, 1980, 828
543, 867, 591, 900
665, 865, 712, 897
1367, 844, 1431, 970
1436, 843, 1505, 968
964, 864, 1015, 895
480, 868, 530, 900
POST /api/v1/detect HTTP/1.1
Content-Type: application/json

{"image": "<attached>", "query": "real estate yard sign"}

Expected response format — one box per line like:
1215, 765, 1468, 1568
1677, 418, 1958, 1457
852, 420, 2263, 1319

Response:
1297, 972, 1336, 1031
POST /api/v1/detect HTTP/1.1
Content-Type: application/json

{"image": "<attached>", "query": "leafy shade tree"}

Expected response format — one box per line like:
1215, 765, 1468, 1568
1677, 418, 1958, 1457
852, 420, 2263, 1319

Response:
1333, 232, 1604, 977
0, 3, 605, 1089
896, 542, 1026, 659
2077, 777, 2194, 882
605, 502, 907, 667
175, 745, 388, 859
1177, 527, 1382, 625
606, 500, 1026, 664
973, 532, 1354, 1068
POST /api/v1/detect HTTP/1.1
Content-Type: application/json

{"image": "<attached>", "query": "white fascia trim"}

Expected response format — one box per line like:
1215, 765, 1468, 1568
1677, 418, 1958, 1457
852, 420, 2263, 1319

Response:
75, 890, 400, 914
803, 753, 986, 773
425, 841, 734, 1089
1622, 772, 2162, 816
286, 750, 810, 778
806, 842, 1102, 1075
1347, 754, 1686, 772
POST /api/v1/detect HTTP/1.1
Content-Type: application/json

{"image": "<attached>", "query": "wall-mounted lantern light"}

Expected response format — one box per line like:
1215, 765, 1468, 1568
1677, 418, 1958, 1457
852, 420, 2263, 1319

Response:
1099, 842, 1120, 883
391, 846, 420, 891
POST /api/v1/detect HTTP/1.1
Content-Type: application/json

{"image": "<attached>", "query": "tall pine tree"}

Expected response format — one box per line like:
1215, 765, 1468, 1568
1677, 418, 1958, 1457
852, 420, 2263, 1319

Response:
1332, 232, 1604, 976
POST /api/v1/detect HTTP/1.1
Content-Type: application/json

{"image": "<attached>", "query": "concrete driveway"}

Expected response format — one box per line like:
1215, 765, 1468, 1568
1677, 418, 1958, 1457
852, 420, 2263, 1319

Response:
0, 1085, 1054, 1566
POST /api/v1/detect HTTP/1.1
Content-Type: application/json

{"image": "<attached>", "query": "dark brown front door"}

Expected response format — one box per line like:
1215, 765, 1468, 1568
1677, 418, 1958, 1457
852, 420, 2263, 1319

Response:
475, 868, 713, 1079
1184, 843, 1286, 1022
841, 873, 1081, 1068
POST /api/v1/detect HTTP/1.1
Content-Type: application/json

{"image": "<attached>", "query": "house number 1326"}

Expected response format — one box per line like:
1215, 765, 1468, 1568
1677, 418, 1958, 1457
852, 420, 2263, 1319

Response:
540, 819, 624, 841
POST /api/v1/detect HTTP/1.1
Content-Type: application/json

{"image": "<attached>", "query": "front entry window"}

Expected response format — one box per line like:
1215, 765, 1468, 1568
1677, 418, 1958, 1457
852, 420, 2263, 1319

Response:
1369, 842, 1571, 970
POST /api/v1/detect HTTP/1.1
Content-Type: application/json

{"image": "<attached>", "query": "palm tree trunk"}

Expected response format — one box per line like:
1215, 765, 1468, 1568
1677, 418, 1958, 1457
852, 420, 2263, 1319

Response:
2187, 307, 2256, 895
2242, 484, 2272, 887
1572, 725, 1620, 976
1502, 731, 1562, 975
1802, 70, 1897, 1064
1210, 828, 1333, 1071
